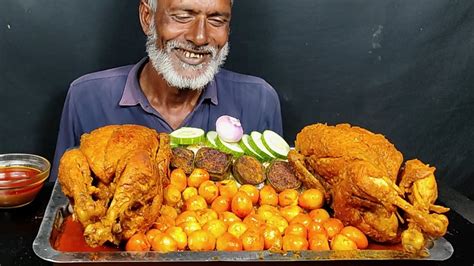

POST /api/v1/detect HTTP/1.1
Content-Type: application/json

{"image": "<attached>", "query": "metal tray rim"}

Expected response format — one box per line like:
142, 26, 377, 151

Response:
33, 181, 454, 263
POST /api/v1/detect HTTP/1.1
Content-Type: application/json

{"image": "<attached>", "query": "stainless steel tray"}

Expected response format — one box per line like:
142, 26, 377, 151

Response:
33, 181, 454, 263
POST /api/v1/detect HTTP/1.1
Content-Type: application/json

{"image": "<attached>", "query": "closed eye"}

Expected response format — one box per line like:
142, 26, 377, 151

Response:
172, 14, 193, 23
208, 17, 229, 27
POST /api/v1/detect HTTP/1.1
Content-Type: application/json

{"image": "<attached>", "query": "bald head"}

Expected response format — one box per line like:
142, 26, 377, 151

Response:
147, 0, 233, 12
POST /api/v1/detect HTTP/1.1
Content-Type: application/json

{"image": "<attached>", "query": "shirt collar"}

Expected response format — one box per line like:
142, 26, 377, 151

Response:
119, 57, 219, 106
119, 57, 148, 106
201, 76, 219, 105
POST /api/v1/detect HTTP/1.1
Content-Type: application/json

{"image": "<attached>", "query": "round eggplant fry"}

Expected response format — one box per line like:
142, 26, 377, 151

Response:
266, 160, 301, 192
194, 147, 233, 181
232, 155, 266, 185
171, 147, 195, 175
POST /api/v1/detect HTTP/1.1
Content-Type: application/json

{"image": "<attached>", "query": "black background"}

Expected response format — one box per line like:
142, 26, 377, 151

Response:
1, 0, 473, 200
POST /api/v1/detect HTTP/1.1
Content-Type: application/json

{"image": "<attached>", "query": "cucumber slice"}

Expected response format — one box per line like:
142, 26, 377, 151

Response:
206, 131, 218, 148
239, 134, 265, 161
170, 140, 180, 148
216, 135, 245, 157
170, 127, 205, 145
248, 131, 276, 161
262, 130, 290, 159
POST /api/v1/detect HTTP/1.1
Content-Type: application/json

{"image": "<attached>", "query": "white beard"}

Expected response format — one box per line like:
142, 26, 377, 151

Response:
145, 21, 229, 90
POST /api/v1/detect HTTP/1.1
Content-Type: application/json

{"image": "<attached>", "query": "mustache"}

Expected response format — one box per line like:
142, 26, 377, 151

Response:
165, 40, 219, 58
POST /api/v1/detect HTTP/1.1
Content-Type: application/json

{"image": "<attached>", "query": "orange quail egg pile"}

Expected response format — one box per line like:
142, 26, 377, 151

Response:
125, 168, 368, 252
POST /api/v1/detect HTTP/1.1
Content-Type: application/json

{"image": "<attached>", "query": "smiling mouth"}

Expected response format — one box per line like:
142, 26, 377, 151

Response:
175, 48, 210, 60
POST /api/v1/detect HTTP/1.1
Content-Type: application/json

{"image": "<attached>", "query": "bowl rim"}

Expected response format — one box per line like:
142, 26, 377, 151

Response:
0, 153, 51, 189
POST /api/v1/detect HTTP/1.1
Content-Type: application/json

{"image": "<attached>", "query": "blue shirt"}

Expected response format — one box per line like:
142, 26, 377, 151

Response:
50, 57, 283, 180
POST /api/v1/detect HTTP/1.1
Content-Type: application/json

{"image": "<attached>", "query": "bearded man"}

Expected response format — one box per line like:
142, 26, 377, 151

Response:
50, 0, 283, 180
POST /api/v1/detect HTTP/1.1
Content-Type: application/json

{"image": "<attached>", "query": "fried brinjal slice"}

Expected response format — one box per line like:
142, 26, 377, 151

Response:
194, 147, 232, 181
232, 155, 266, 185
171, 147, 195, 174
266, 160, 301, 192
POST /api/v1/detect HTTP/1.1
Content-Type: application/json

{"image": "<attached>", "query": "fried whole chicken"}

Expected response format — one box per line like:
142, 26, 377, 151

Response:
58, 125, 171, 247
288, 123, 449, 256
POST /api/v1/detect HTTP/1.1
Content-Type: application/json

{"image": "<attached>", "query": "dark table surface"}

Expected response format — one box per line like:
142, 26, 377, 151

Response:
1, 182, 473, 266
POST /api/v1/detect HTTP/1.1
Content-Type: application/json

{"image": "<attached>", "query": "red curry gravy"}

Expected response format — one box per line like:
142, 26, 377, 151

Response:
54, 216, 120, 252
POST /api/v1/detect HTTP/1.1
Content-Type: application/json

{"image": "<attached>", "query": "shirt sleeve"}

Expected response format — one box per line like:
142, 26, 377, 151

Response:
49, 87, 80, 181
270, 96, 283, 136
260, 83, 284, 136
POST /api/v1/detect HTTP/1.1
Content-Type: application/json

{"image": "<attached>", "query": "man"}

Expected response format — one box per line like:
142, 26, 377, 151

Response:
50, 0, 283, 180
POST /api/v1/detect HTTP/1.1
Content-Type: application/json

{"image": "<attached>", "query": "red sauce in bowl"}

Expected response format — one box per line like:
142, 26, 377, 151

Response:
0, 166, 40, 184
0, 166, 45, 208
0, 166, 40, 178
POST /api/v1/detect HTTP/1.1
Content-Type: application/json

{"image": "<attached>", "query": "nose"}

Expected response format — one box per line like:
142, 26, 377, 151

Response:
185, 17, 209, 47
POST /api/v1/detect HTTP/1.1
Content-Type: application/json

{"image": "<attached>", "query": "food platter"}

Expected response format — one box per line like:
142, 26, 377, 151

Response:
33, 181, 454, 263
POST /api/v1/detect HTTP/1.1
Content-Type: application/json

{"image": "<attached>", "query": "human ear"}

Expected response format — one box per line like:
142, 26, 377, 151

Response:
139, 0, 153, 35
